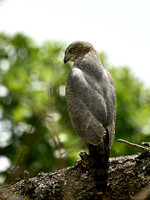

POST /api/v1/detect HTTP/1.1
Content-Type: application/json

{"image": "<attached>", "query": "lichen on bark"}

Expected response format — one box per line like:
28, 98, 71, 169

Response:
0, 150, 150, 200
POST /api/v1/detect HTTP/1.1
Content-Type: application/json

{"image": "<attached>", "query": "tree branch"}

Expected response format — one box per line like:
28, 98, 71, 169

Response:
0, 150, 150, 200
142, 142, 150, 147
118, 139, 149, 151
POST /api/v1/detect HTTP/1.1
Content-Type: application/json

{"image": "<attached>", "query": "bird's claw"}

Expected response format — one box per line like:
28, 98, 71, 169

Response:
75, 151, 90, 168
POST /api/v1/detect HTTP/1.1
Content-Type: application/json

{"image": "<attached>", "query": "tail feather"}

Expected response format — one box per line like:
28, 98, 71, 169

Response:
86, 129, 110, 190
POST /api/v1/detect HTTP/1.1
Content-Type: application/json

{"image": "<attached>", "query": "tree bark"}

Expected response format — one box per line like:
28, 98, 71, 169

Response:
0, 150, 150, 200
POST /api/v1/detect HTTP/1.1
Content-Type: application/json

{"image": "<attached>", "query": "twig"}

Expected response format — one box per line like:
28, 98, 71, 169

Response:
141, 142, 150, 147
117, 139, 149, 151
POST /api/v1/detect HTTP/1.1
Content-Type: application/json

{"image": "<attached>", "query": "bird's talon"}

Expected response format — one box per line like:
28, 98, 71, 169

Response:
75, 159, 82, 165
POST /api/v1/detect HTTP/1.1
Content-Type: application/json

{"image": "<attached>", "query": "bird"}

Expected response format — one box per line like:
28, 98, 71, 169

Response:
64, 41, 116, 190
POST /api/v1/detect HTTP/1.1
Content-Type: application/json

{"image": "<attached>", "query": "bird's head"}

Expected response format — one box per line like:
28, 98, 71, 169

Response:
64, 41, 96, 64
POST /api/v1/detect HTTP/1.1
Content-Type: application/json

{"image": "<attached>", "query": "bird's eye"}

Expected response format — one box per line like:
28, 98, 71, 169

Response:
69, 48, 75, 54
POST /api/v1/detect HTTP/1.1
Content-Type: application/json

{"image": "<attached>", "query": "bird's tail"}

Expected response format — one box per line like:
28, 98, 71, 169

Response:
86, 129, 110, 191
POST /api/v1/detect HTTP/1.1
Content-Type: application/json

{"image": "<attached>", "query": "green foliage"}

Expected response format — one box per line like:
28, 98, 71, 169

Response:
0, 33, 150, 184
109, 67, 150, 156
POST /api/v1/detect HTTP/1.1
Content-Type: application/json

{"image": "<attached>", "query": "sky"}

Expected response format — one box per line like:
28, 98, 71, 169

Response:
0, 0, 150, 87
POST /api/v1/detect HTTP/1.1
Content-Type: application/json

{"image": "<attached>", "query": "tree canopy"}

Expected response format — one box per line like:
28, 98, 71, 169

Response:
0, 33, 150, 184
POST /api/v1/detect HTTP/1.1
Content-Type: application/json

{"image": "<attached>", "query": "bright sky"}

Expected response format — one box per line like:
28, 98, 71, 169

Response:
0, 0, 150, 86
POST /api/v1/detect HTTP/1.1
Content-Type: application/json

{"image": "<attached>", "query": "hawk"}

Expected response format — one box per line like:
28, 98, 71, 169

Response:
64, 41, 116, 190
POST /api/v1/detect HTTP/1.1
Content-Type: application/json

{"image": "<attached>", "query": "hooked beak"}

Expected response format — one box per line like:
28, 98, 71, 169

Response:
64, 56, 69, 64
64, 57, 68, 64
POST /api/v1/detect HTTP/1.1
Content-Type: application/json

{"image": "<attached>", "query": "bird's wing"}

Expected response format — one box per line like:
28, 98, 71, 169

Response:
66, 67, 107, 145
104, 70, 116, 148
